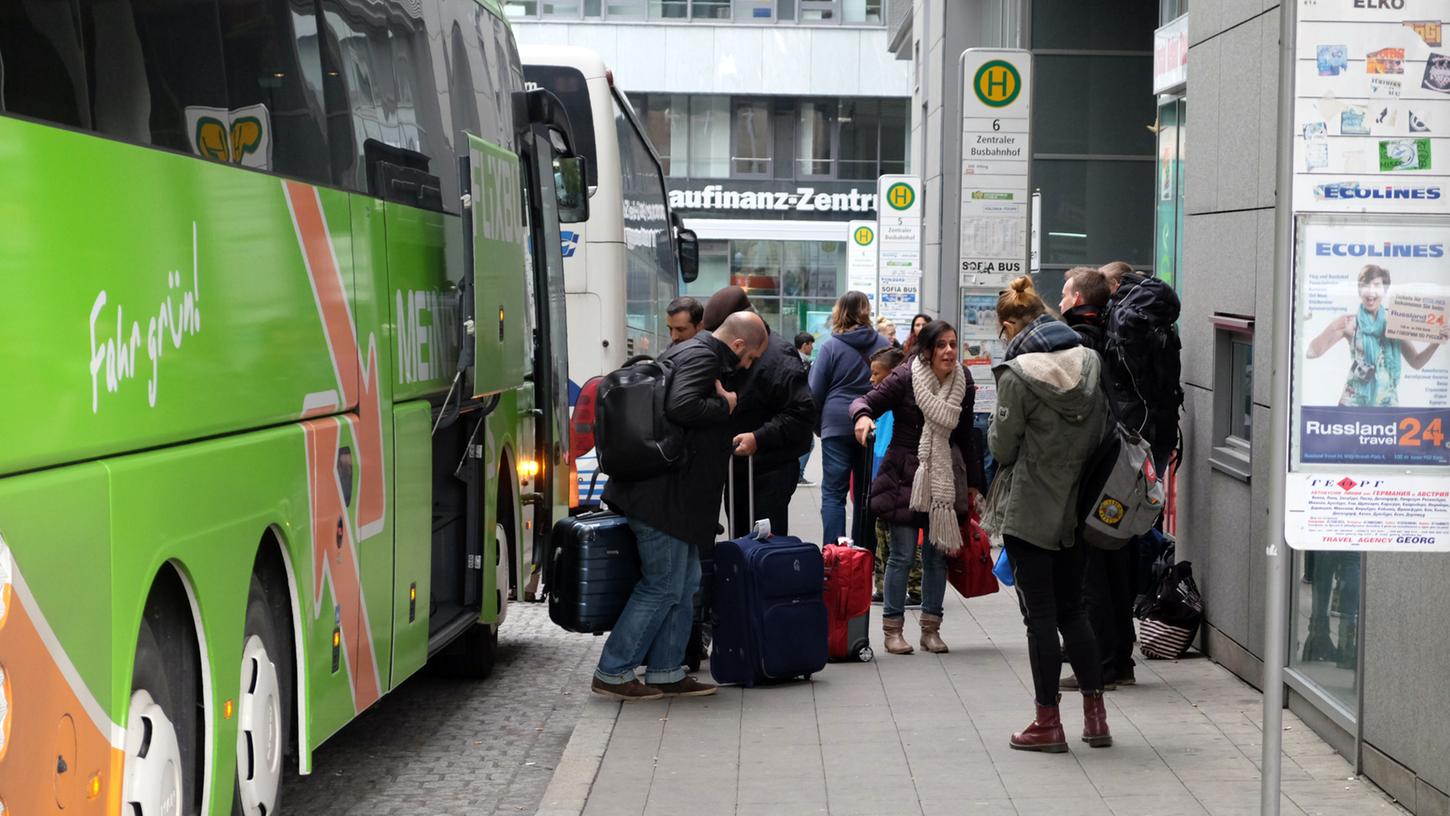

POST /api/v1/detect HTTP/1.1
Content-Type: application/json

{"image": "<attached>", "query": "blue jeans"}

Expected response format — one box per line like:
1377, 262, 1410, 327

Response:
883, 523, 947, 619
974, 412, 997, 490
594, 519, 700, 686
798, 436, 814, 481
820, 435, 866, 546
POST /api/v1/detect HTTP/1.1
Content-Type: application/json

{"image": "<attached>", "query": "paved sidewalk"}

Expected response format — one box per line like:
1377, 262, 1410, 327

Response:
544, 476, 1406, 816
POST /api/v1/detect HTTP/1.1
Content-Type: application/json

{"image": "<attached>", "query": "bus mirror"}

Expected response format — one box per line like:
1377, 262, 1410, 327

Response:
554, 156, 589, 224
677, 228, 699, 283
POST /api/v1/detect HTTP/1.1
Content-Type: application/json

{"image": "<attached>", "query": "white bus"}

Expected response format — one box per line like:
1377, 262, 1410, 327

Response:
521, 45, 699, 506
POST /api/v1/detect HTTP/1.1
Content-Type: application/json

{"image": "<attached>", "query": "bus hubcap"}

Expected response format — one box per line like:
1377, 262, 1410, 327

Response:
237, 634, 282, 814
123, 689, 182, 816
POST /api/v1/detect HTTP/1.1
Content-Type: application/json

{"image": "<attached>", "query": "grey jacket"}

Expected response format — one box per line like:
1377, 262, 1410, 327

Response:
984, 346, 1107, 550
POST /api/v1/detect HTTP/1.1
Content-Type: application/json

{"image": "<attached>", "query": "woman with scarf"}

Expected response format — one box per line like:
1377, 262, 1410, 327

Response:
982, 276, 1112, 753
849, 320, 985, 655
1307, 264, 1441, 406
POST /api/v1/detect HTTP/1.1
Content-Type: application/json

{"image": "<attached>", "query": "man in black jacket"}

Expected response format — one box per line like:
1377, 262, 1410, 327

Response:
1059, 266, 1110, 353
593, 311, 768, 701
701, 287, 817, 537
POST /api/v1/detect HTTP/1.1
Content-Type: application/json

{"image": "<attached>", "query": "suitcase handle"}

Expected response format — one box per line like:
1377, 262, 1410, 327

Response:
726, 454, 769, 540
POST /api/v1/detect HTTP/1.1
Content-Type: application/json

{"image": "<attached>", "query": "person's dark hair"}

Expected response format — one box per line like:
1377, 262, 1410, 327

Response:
1358, 264, 1391, 287
829, 291, 873, 333
913, 320, 957, 364
1099, 261, 1135, 286
1064, 266, 1110, 309
667, 296, 703, 325
910, 313, 932, 334
871, 345, 905, 369
793, 332, 815, 351
701, 286, 752, 331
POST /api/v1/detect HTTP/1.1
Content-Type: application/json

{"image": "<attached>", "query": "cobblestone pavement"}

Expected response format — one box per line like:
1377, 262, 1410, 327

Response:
283, 603, 603, 815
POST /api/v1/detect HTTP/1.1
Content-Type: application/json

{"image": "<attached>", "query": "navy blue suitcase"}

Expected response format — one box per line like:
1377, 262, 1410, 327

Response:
548, 511, 640, 634
709, 530, 828, 687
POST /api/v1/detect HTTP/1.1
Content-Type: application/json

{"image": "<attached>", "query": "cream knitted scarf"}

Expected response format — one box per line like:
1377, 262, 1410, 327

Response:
909, 356, 966, 554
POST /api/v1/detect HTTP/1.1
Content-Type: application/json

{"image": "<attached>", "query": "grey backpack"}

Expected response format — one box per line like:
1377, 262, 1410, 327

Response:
1076, 424, 1166, 550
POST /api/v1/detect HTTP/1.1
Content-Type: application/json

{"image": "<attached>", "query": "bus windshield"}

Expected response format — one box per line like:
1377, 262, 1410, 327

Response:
523, 65, 598, 186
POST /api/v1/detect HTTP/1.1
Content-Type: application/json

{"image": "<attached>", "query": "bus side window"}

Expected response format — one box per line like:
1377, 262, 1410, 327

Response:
0, 1, 90, 129
217, 0, 331, 183
81, 0, 229, 153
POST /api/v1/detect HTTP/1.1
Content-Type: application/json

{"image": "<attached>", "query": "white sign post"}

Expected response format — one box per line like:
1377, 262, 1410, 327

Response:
847, 220, 880, 313
876, 175, 922, 324
958, 48, 1033, 290
1263, 1, 1450, 811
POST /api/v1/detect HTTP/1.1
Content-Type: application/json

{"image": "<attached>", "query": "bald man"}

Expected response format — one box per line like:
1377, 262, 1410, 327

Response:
593, 310, 765, 701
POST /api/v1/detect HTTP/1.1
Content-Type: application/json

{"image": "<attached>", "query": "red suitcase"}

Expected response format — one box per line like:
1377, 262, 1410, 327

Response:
823, 541, 874, 662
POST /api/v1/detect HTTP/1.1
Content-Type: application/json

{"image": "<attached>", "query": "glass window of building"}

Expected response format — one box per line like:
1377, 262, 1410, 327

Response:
691, 0, 731, 18
843, 0, 883, 23
837, 98, 879, 180
605, 0, 648, 17
1033, 0, 1156, 50
797, 100, 835, 178
1291, 549, 1361, 716
690, 95, 730, 177
734, 0, 773, 20
732, 98, 772, 176
1210, 319, 1253, 479
686, 238, 845, 336
541, 1, 582, 16
1035, 56, 1154, 156
798, 0, 835, 21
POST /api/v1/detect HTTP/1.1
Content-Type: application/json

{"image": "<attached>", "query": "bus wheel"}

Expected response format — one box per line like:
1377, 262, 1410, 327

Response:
123, 618, 187, 816
234, 578, 290, 816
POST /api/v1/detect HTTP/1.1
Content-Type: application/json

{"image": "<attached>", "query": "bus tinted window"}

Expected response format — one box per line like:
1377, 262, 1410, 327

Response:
616, 100, 672, 356
219, 0, 331, 183
521, 65, 596, 185
0, 1, 90, 128
82, 0, 229, 153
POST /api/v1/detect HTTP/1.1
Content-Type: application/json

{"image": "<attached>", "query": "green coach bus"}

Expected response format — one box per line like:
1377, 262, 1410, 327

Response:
0, 0, 587, 813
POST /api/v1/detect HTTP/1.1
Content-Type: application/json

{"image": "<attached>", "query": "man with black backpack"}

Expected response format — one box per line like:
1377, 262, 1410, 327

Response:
701, 287, 816, 538
592, 311, 768, 701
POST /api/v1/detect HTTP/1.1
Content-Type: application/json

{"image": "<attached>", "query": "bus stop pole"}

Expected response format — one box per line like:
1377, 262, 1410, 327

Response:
1262, 0, 1299, 813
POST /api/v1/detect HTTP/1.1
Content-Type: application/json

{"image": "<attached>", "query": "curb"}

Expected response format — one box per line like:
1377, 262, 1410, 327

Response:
535, 697, 621, 816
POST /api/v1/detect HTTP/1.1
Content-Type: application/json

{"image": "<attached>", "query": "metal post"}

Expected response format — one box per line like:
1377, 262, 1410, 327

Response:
1262, 0, 1300, 813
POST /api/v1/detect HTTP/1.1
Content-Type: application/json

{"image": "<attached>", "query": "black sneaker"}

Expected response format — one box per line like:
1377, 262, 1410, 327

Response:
653, 676, 718, 697
1061, 674, 1118, 692
591, 677, 665, 701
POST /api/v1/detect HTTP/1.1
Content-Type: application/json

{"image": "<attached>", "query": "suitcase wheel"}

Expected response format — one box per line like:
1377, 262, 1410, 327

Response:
855, 644, 875, 663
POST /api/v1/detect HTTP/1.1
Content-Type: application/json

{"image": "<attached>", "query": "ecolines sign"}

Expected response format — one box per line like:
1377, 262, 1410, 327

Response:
1314, 181, 1443, 201
1314, 241, 1445, 257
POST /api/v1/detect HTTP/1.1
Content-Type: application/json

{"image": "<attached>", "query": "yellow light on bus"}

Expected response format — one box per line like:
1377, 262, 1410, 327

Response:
518, 459, 540, 480
224, 699, 234, 720
409, 585, 417, 603
87, 774, 102, 799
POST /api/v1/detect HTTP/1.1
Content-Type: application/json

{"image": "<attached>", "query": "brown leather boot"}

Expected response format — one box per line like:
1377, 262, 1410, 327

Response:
1010, 701, 1068, 753
883, 616, 914, 655
1082, 690, 1113, 747
919, 613, 949, 653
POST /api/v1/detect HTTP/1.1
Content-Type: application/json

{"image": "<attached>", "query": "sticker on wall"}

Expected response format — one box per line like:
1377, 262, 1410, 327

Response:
1409, 110, 1431, 133
1366, 47, 1405, 75
1304, 121, 1330, 170
1341, 106, 1370, 135
1379, 138, 1433, 172
1403, 20, 1444, 48
1370, 76, 1403, 97
1376, 106, 1399, 127
1318, 44, 1349, 76
1423, 53, 1450, 94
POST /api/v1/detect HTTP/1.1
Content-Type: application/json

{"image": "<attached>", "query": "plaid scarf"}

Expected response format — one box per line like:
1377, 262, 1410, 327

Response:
1004, 314, 1081, 360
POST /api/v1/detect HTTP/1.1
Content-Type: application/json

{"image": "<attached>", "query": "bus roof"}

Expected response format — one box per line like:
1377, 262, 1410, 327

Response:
518, 44, 611, 81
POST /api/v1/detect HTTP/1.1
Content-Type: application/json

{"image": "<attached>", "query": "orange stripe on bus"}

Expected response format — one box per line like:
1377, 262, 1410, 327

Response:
284, 181, 360, 409
0, 571, 122, 815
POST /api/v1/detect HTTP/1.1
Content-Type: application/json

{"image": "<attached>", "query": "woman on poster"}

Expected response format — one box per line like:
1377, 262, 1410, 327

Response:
1306, 264, 1442, 407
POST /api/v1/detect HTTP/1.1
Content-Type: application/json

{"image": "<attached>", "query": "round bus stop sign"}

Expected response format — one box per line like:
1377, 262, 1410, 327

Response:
853, 225, 875, 246
885, 183, 915, 211
973, 60, 1022, 108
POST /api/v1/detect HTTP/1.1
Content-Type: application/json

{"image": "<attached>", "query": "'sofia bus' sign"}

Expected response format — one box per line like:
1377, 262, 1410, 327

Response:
668, 184, 879, 214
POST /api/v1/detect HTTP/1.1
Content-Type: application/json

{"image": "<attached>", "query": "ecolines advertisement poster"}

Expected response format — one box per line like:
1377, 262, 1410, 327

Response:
1294, 217, 1450, 467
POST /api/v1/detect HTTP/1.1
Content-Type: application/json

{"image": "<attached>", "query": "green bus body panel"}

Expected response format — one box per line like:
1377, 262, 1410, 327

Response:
469, 134, 530, 398
390, 401, 433, 686
387, 203, 464, 402
0, 115, 350, 477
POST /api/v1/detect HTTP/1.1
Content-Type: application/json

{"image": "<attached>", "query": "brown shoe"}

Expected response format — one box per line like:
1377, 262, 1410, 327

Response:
1010, 701, 1069, 753
919, 613, 949, 653
591, 677, 664, 701
883, 616, 914, 655
653, 676, 718, 697
1082, 690, 1113, 747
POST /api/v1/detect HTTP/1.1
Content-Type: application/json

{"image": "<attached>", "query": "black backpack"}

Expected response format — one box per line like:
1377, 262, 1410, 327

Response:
593, 355, 685, 480
1102, 275, 1184, 442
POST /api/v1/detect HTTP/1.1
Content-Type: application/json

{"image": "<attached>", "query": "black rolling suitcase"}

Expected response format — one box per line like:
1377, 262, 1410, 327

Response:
548, 510, 640, 634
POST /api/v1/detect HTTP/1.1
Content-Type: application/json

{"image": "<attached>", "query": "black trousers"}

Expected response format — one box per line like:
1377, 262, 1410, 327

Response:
1005, 536, 1104, 705
728, 460, 799, 539
1083, 540, 1137, 677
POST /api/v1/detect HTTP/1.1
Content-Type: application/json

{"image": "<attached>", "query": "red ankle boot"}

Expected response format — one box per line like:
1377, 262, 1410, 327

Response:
1082, 690, 1113, 747
1011, 701, 1068, 753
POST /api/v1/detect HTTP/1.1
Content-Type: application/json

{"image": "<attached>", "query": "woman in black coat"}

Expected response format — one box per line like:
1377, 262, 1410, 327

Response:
849, 321, 985, 655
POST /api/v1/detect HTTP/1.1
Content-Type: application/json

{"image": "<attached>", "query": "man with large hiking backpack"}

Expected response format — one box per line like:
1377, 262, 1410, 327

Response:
1062, 262, 1183, 690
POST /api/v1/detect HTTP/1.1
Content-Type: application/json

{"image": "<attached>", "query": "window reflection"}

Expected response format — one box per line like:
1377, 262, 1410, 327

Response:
1291, 549, 1361, 712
